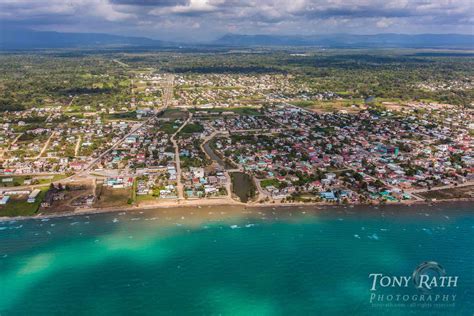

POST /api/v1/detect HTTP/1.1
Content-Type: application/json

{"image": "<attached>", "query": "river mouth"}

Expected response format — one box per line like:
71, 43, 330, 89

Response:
230, 172, 256, 203
202, 140, 253, 202
202, 140, 236, 169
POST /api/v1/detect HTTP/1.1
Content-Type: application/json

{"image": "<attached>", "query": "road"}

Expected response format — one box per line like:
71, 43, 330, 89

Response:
1, 133, 23, 159
112, 59, 129, 68
79, 121, 146, 174
161, 73, 174, 108
254, 178, 271, 202
66, 95, 76, 112
1, 70, 179, 192
170, 112, 192, 200
74, 136, 82, 157
79, 74, 174, 175
200, 128, 251, 200
287, 94, 422, 201
408, 180, 474, 194
34, 132, 57, 160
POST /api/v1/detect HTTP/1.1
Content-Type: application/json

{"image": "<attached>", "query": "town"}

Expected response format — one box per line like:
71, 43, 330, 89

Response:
0, 53, 473, 217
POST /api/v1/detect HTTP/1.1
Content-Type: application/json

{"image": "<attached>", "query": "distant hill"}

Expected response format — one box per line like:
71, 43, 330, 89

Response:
2, 28, 473, 50
0, 28, 167, 50
214, 33, 474, 49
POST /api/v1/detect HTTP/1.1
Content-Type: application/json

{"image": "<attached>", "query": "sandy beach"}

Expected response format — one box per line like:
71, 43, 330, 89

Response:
1, 195, 472, 223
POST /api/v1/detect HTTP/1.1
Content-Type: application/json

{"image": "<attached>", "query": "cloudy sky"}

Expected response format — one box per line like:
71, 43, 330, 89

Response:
1, 0, 473, 41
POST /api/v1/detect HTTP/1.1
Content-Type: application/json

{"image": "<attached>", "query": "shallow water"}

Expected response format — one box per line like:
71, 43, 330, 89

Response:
0, 203, 473, 315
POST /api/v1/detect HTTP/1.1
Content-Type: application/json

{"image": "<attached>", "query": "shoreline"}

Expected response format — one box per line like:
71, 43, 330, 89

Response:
1, 197, 473, 223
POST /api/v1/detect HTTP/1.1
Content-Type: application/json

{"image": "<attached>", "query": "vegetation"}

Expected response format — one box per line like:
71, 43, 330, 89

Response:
260, 178, 285, 189
192, 107, 262, 116
119, 50, 473, 106
159, 121, 180, 134
419, 185, 474, 200
0, 187, 47, 217
180, 123, 204, 134
106, 111, 137, 120
0, 175, 67, 187
1, 50, 472, 114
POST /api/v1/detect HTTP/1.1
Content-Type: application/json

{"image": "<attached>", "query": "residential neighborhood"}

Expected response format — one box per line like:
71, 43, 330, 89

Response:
0, 70, 472, 216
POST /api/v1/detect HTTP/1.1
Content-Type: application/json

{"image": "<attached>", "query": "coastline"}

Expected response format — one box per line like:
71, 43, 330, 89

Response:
1, 197, 473, 223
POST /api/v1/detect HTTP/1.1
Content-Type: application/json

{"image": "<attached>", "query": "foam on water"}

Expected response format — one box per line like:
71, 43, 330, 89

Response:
0, 204, 472, 315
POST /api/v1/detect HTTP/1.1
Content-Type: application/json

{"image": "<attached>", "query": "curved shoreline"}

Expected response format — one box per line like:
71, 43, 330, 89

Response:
1, 197, 473, 223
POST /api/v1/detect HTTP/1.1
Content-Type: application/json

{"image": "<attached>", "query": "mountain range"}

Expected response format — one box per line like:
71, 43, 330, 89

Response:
1, 27, 473, 50
0, 28, 165, 49
214, 33, 474, 49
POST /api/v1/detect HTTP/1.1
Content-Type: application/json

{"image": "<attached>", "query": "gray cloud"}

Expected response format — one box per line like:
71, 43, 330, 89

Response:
0, 0, 472, 41
110, 0, 188, 6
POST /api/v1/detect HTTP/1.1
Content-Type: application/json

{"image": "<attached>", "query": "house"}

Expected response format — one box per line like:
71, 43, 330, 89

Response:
190, 167, 205, 178
27, 189, 41, 203
204, 185, 217, 194
70, 162, 85, 171
41, 192, 55, 208
0, 196, 10, 205
125, 136, 137, 144
320, 191, 336, 201
86, 196, 95, 205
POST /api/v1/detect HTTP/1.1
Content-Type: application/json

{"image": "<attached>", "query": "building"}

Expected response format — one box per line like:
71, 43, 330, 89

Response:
0, 196, 10, 205
28, 189, 41, 203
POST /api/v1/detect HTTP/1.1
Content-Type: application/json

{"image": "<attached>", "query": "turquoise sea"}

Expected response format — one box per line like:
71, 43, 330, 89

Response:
0, 203, 473, 315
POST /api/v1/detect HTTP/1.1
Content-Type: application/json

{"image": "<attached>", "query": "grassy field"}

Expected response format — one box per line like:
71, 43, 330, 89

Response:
106, 111, 139, 121
0, 187, 48, 217
95, 186, 132, 208
136, 194, 157, 205
0, 174, 67, 187
290, 99, 365, 113
160, 108, 188, 120
159, 120, 180, 134
192, 107, 262, 116
260, 178, 284, 188
180, 123, 204, 134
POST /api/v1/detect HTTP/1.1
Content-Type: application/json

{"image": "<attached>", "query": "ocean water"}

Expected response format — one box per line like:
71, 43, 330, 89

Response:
0, 203, 473, 315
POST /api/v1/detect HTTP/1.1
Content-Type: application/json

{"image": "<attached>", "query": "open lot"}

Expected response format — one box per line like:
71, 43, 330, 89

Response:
95, 186, 132, 208
418, 185, 474, 200
290, 99, 365, 113
42, 182, 94, 214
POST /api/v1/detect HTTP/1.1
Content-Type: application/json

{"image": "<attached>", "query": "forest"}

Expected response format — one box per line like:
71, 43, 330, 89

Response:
0, 48, 472, 111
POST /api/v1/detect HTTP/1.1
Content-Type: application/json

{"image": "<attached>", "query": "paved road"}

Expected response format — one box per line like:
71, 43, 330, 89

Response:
0, 71, 178, 192
79, 121, 148, 174
79, 74, 175, 175
408, 180, 474, 194
254, 178, 270, 202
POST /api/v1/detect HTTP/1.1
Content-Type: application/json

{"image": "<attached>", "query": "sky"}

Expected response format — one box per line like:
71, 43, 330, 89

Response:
0, 0, 473, 42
